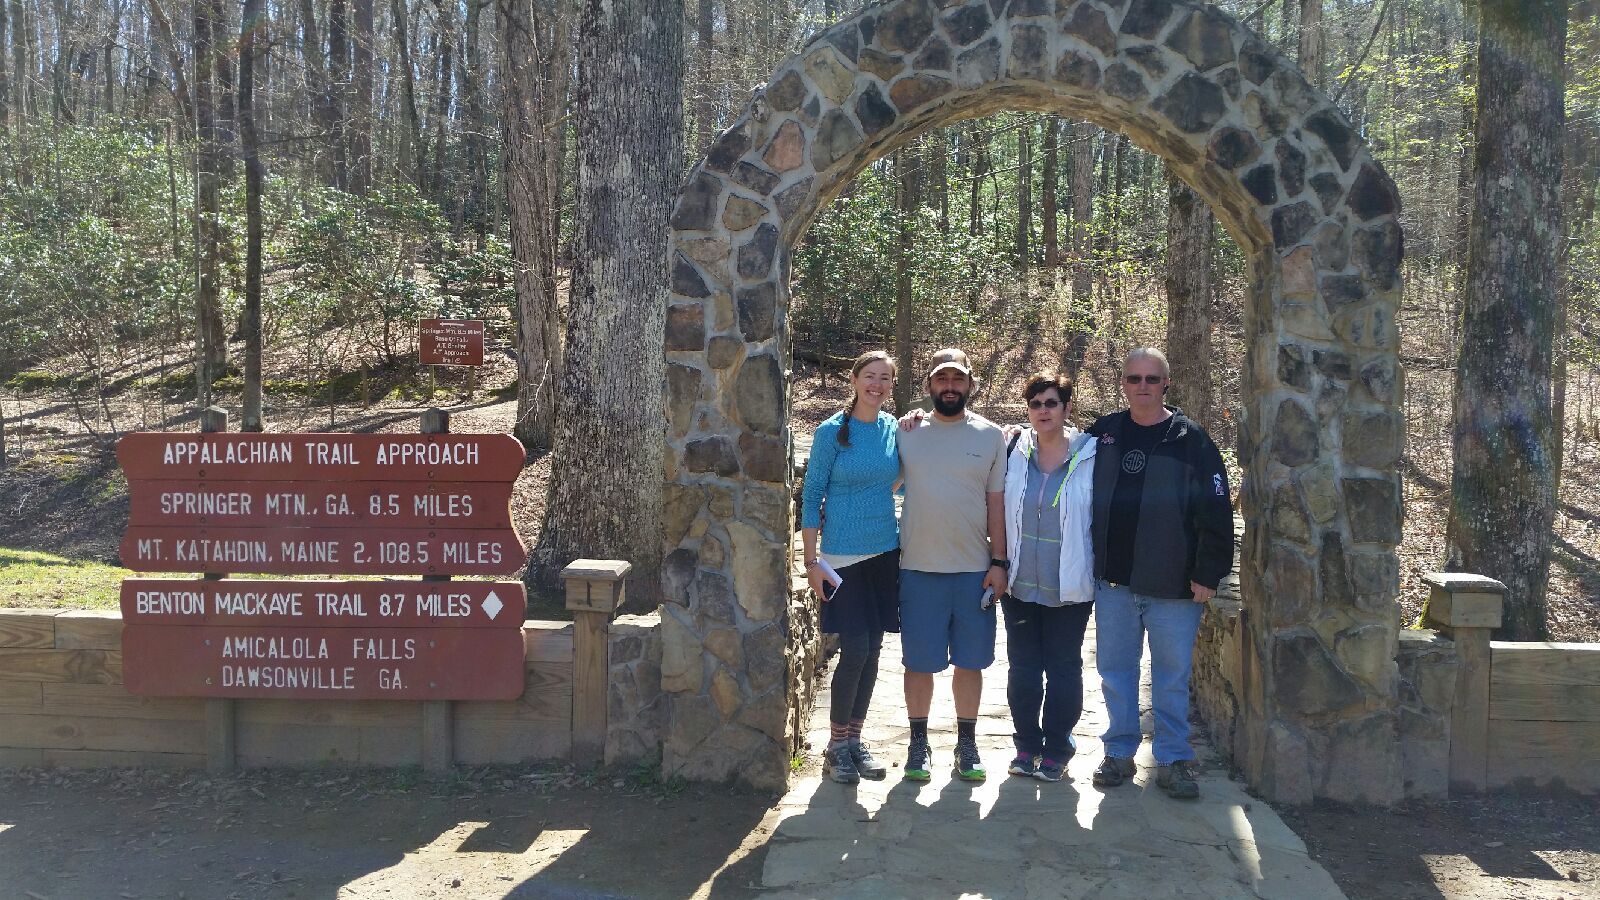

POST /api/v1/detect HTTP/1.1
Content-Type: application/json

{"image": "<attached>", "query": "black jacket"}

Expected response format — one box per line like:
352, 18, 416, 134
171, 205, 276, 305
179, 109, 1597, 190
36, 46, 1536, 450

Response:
1088, 407, 1234, 600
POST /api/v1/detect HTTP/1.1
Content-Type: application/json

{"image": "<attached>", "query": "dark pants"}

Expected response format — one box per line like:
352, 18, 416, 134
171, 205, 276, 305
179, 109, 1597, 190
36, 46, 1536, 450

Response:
1002, 595, 1093, 760
830, 629, 883, 726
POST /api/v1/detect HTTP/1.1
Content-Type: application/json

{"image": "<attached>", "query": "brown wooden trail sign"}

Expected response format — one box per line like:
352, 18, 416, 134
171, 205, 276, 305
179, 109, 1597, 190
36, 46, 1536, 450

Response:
419, 319, 485, 367
122, 579, 527, 627
121, 625, 526, 699
117, 419, 530, 703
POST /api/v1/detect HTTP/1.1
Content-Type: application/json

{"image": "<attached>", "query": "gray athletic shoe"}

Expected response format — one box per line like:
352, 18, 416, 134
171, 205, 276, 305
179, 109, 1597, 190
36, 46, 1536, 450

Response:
825, 742, 860, 784
850, 741, 887, 779
1092, 755, 1136, 788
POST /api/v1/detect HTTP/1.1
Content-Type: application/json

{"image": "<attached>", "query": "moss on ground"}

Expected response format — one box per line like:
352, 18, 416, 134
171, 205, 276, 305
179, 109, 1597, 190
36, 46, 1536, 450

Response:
0, 547, 127, 610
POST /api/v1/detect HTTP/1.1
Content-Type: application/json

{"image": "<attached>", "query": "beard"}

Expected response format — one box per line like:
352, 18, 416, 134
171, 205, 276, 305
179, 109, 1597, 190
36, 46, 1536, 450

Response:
932, 390, 968, 416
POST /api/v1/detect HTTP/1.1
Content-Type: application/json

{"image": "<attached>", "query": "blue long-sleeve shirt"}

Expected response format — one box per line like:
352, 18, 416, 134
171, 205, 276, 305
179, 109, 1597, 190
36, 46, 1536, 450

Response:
800, 410, 900, 556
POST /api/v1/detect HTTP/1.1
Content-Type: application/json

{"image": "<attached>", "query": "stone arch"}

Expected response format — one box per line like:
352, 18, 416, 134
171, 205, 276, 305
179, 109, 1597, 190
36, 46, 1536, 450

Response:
661, 0, 1404, 801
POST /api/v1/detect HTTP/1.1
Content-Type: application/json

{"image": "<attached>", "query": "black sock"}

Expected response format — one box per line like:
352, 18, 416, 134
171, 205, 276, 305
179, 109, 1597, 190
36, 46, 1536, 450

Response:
909, 717, 929, 741
957, 718, 977, 743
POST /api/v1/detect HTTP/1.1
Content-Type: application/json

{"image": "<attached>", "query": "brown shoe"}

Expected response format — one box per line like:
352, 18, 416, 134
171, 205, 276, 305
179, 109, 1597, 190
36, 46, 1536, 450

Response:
1092, 756, 1136, 787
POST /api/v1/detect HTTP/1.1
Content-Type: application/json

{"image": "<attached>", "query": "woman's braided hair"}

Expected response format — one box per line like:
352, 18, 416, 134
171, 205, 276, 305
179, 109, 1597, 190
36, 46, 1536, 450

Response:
838, 350, 896, 447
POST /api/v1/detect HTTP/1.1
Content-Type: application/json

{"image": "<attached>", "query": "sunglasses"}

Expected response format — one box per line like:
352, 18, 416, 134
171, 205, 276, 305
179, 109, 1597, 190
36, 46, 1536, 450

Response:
1027, 398, 1064, 409
1124, 374, 1166, 385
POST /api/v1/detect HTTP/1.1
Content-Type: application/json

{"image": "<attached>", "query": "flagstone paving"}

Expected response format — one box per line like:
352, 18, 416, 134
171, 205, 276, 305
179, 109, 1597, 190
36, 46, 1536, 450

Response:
758, 619, 1347, 899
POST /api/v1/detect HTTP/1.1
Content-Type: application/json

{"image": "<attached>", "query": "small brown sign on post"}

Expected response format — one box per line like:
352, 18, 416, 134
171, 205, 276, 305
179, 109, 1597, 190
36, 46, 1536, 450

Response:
419, 319, 485, 367
122, 579, 527, 627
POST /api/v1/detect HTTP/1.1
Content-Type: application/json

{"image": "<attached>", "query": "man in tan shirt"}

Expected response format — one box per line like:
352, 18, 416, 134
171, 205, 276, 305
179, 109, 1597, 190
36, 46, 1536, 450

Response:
896, 348, 1008, 782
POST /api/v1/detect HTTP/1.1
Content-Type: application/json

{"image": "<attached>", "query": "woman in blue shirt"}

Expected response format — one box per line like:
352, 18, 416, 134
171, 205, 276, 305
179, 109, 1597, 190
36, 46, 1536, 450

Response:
801, 350, 901, 784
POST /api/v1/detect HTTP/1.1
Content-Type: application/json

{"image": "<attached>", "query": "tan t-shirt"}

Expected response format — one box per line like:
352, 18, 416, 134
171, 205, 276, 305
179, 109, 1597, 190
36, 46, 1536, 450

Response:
897, 412, 1008, 573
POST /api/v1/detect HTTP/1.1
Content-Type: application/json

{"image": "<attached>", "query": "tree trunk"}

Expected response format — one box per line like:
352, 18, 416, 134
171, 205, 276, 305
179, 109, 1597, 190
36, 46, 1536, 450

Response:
193, 0, 226, 402
502, 0, 571, 450
694, 0, 714, 157
391, 0, 422, 183
297, 0, 334, 185
1042, 116, 1059, 277
1163, 171, 1214, 430
893, 143, 919, 413
534, 0, 682, 604
0, 0, 8, 128
211, 0, 235, 177
426, 0, 454, 202
1299, 0, 1323, 86
239, 0, 265, 432
10, 0, 27, 182
1063, 121, 1095, 375
1444, 0, 1566, 641
350, 0, 374, 194
461, 0, 487, 237
328, 0, 349, 189
1015, 117, 1032, 274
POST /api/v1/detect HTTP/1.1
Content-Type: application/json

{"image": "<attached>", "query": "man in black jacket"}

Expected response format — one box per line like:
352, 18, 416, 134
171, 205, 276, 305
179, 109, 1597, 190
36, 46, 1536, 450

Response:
1087, 347, 1233, 800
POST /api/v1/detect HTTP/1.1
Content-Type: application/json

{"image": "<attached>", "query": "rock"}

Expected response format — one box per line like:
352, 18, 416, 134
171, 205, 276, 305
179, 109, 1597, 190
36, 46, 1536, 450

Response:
1349, 548, 1399, 613
1240, 163, 1277, 205
942, 2, 990, 44
670, 173, 723, 230
858, 48, 905, 81
1342, 409, 1400, 469
736, 354, 785, 435
736, 688, 788, 743
710, 290, 735, 331
1316, 379, 1347, 422
877, 0, 935, 53
1333, 302, 1395, 350
915, 37, 952, 71
1343, 477, 1401, 543
1264, 722, 1312, 805
1354, 220, 1403, 290
666, 364, 702, 436
692, 571, 737, 625
1281, 296, 1335, 341
681, 235, 731, 265
761, 121, 806, 174
1163, 7, 1235, 71
1313, 348, 1353, 380
954, 39, 1000, 89
662, 483, 703, 549
732, 161, 781, 195
1303, 108, 1357, 171
684, 436, 739, 477
659, 612, 702, 693
1312, 220, 1350, 270
664, 693, 721, 765
707, 484, 735, 518
711, 668, 744, 717
1120, 0, 1175, 40
814, 110, 864, 170
662, 547, 699, 605
737, 223, 779, 279
1320, 273, 1365, 310
1271, 482, 1311, 544
827, 21, 861, 62
1266, 546, 1317, 629
672, 254, 710, 299
889, 73, 953, 111
1207, 126, 1258, 170
855, 84, 898, 135
1280, 245, 1315, 297
1275, 139, 1306, 196
1063, 3, 1116, 55
1310, 172, 1344, 213
775, 178, 814, 222
722, 195, 768, 232
705, 627, 743, 669
1242, 90, 1288, 137
1337, 623, 1393, 688
1238, 38, 1276, 84
729, 521, 787, 622
706, 127, 752, 173
1007, 24, 1049, 79
1054, 50, 1102, 89
1006, 0, 1049, 16
804, 48, 857, 104
1272, 630, 1364, 715
1277, 343, 1312, 392
1320, 712, 1400, 804
744, 625, 788, 693
1153, 72, 1226, 133
1298, 463, 1340, 524
744, 485, 792, 537
1348, 163, 1400, 220
1271, 201, 1317, 250
707, 335, 744, 370
1125, 43, 1168, 76
1320, 530, 1354, 608
1271, 397, 1318, 466
1358, 356, 1396, 404
737, 283, 777, 343
665, 303, 706, 353
739, 432, 788, 484
765, 70, 808, 112
1102, 63, 1148, 101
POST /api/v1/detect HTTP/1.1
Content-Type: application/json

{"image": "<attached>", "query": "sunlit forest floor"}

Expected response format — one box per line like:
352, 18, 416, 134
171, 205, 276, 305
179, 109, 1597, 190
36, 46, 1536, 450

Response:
1, 280, 1597, 641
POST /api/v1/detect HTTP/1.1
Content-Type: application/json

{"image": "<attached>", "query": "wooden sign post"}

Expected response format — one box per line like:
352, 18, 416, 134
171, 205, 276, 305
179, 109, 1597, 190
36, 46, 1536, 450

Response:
117, 408, 528, 772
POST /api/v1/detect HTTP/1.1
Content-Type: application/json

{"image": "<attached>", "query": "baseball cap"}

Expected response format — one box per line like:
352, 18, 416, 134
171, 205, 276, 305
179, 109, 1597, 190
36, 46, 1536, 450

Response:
926, 348, 972, 380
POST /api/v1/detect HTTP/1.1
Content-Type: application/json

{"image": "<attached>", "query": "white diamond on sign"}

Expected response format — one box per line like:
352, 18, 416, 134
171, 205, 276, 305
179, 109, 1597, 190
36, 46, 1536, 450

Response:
482, 591, 504, 620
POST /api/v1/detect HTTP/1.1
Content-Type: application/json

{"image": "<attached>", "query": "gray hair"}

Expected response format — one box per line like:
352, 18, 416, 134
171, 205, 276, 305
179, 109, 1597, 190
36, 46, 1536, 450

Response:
1124, 347, 1171, 378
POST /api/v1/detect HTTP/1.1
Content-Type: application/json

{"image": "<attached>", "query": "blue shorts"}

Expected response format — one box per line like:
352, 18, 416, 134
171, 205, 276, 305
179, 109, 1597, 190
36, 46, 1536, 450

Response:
899, 569, 997, 673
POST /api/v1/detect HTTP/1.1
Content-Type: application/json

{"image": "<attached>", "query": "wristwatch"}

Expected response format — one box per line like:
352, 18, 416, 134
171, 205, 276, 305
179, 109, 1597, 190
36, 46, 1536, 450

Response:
990, 558, 1010, 571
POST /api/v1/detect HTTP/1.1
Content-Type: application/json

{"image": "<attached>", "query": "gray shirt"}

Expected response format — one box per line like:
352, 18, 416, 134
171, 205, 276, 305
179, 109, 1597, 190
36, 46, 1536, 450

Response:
1011, 452, 1071, 606
897, 412, 1007, 573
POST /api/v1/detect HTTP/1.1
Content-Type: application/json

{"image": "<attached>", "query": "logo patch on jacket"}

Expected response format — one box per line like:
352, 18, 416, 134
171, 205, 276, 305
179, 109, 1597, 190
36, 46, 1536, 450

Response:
1213, 473, 1225, 496
1099, 434, 1115, 445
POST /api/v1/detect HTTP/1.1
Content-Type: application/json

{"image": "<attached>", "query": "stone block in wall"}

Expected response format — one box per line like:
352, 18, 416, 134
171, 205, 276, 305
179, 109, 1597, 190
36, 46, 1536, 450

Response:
607, 613, 665, 767
1396, 628, 1456, 798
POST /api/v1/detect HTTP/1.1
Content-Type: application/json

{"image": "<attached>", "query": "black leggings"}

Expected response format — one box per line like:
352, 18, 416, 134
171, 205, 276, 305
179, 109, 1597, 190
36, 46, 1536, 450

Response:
830, 628, 884, 727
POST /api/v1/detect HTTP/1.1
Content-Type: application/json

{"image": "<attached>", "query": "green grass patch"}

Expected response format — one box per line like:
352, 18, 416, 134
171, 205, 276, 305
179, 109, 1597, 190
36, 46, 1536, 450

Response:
0, 547, 129, 610
6, 370, 62, 394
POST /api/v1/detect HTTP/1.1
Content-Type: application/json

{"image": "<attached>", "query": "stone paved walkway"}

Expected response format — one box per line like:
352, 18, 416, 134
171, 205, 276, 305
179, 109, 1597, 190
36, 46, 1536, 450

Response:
758, 618, 1346, 899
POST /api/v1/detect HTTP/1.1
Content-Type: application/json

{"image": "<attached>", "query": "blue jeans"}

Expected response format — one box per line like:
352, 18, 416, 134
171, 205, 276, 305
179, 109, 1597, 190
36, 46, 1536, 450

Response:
1094, 581, 1204, 765
1002, 595, 1093, 761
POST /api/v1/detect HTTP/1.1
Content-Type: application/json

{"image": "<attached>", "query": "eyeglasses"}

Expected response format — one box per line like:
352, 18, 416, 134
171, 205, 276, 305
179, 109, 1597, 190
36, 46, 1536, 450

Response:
1027, 398, 1063, 409
1124, 374, 1166, 385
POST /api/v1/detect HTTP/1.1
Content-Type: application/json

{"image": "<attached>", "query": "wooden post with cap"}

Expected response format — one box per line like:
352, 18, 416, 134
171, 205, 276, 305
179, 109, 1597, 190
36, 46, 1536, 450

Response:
419, 408, 456, 772
1422, 572, 1506, 794
563, 559, 629, 761
199, 406, 236, 773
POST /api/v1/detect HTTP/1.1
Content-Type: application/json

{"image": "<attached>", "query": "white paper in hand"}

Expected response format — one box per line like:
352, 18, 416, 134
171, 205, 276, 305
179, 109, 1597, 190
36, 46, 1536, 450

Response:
816, 559, 844, 595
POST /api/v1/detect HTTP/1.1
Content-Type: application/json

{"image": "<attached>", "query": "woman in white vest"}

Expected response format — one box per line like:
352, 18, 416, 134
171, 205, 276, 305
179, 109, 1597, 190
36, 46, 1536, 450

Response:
999, 373, 1097, 783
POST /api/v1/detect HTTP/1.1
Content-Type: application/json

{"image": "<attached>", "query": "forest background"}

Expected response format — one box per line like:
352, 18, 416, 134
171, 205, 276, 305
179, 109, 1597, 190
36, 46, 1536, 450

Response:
0, 0, 1596, 640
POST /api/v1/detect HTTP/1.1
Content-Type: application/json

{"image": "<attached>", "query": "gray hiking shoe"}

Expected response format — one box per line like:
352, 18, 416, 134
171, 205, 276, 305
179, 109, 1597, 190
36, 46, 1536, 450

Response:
825, 742, 860, 784
1092, 755, 1136, 787
1156, 759, 1200, 800
850, 741, 887, 779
